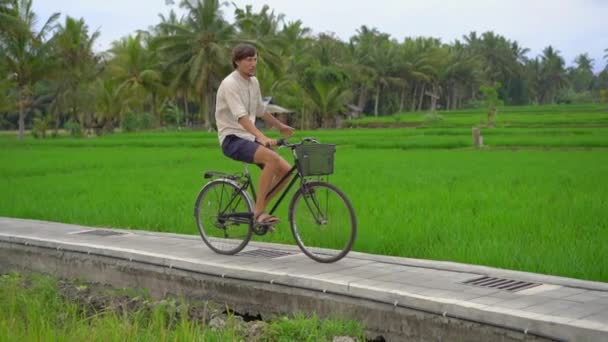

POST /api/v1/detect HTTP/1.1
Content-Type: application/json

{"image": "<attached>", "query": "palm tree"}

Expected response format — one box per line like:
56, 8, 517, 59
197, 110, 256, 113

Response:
157, 0, 235, 130
301, 66, 351, 128
405, 37, 443, 112
94, 78, 129, 131
151, 9, 194, 124
49, 16, 100, 131
0, 0, 59, 139
540, 46, 567, 104
108, 34, 165, 125
232, 4, 284, 93
524, 57, 543, 104
440, 42, 481, 110
574, 53, 594, 74
464, 31, 519, 100
350, 26, 403, 116
268, 20, 314, 126
571, 53, 595, 92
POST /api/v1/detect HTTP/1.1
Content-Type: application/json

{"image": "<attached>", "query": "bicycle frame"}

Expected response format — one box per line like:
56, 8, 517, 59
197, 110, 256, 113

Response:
216, 151, 327, 228
218, 164, 304, 223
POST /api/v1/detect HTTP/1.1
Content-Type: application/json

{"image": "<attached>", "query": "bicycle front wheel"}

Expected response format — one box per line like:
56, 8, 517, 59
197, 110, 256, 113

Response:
194, 179, 253, 255
289, 181, 357, 263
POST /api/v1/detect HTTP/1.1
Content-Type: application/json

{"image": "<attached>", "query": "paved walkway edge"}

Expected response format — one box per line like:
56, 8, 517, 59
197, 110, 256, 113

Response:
1, 217, 607, 341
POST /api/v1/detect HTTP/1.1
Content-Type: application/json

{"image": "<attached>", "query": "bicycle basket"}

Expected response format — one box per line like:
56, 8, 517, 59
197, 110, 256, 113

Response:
295, 143, 336, 176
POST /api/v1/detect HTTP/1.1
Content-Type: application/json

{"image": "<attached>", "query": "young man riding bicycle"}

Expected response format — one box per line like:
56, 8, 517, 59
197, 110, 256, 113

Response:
214, 43, 295, 229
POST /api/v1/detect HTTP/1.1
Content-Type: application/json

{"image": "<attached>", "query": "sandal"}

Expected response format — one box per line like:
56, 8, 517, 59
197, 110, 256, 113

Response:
255, 212, 281, 231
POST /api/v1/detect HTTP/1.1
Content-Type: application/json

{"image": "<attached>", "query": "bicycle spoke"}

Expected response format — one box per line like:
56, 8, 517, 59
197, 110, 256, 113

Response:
290, 182, 356, 263
195, 180, 252, 255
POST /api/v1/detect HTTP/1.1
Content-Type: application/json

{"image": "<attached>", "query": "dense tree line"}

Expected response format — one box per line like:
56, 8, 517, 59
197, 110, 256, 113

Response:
1, 0, 607, 138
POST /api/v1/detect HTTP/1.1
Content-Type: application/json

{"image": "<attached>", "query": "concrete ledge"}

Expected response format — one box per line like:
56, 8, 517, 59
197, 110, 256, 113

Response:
1, 217, 607, 341
0, 240, 544, 341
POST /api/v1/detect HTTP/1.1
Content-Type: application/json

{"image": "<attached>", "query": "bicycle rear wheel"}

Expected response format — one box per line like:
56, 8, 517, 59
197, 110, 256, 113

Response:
289, 181, 357, 263
194, 179, 253, 255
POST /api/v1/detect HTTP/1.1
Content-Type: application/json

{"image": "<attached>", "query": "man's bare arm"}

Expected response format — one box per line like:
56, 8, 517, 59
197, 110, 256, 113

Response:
238, 116, 273, 146
261, 112, 294, 137
261, 112, 283, 129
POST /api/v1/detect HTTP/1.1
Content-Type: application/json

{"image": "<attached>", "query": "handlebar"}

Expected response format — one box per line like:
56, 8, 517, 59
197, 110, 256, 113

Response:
276, 137, 319, 149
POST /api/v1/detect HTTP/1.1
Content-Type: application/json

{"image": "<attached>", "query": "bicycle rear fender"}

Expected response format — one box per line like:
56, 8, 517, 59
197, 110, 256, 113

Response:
203, 171, 237, 180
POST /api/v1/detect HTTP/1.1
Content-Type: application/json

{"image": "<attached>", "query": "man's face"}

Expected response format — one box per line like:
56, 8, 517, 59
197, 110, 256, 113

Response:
236, 55, 257, 77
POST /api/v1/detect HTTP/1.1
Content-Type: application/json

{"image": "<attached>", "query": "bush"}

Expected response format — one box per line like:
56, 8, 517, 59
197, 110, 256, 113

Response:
121, 112, 155, 132
600, 89, 608, 104
162, 102, 185, 127
64, 120, 83, 138
121, 112, 138, 132
423, 111, 444, 126
31, 112, 52, 139
556, 89, 596, 104
139, 112, 155, 130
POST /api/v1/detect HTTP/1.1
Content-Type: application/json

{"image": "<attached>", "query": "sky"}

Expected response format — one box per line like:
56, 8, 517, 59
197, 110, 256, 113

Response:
34, 0, 608, 72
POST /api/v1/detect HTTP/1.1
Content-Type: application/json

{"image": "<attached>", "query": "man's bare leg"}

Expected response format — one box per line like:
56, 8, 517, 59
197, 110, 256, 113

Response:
265, 165, 292, 203
253, 147, 291, 219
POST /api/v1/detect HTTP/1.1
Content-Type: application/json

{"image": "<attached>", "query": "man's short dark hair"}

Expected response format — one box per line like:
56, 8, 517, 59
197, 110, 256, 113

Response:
232, 43, 256, 69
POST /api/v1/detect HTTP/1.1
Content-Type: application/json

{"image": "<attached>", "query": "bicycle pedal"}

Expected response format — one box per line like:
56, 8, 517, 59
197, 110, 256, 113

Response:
253, 224, 270, 236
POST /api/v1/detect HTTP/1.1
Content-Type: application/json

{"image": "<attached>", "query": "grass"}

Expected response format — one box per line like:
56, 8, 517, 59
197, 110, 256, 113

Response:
1, 104, 607, 282
347, 103, 608, 128
0, 272, 365, 341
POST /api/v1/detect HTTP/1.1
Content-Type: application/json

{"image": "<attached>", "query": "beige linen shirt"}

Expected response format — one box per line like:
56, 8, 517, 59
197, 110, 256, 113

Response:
215, 70, 265, 146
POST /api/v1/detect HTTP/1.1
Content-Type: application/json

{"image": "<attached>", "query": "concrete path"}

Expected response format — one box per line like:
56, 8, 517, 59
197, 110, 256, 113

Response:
0, 217, 607, 341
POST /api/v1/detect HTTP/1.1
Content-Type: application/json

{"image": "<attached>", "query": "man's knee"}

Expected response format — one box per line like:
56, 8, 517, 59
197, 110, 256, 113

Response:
266, 153, 283, 169
255, 148, 281, 168
278, 160, 291, 174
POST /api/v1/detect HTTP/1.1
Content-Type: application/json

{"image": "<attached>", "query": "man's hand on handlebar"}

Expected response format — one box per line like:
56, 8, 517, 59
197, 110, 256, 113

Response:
257, 136, 276, 148
258, 137, 319, 149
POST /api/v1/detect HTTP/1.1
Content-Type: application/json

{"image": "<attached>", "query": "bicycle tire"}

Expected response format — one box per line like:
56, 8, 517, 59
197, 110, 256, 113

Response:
194, 179, 253, 255
288, 181, 357, 263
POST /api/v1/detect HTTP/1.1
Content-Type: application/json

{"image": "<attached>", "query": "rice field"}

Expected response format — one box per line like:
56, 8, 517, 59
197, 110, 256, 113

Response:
1, 104, 607, 281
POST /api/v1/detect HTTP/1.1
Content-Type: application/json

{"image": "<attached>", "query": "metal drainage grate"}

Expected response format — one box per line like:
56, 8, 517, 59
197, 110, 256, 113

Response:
463, 276, 541, 292
239, 249, 295, 259
76, 230, 126, 237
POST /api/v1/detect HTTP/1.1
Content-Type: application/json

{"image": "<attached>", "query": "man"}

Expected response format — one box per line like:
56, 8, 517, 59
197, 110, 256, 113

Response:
215, 43, 294, 228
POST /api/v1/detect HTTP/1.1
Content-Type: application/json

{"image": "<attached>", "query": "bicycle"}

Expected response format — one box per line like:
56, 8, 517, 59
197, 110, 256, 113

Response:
194, 137, 357, 263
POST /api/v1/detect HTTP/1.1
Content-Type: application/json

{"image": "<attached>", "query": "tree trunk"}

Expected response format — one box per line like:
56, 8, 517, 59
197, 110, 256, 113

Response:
52, 106, 61, 136
199, 92, 208, 130
417, 84, 426, 111
183, 91, 190, 126
152, 92, 159, 127
374, 83, 381, 117
446, 88, 451, 111
18, 93, 25, 140
322, 115, 334, 128
54, 109, 60, 136
399, 86, 406, 113
206, 89, 215, 131
357, 87, 368, 112
410, 83, 418, 112
73, 104, 78, 127
430, 85, 438, 112
444, 87, 448, 110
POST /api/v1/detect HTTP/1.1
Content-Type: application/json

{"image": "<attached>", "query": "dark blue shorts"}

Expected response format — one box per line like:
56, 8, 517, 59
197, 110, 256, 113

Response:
221, 135, 261, 164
